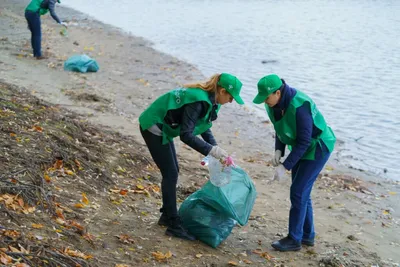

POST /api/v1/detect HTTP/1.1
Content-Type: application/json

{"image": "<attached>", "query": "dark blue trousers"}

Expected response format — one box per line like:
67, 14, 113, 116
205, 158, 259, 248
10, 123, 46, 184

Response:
140, 127, 180, 218
288, 145, 330, 242
25, 10, 42, 57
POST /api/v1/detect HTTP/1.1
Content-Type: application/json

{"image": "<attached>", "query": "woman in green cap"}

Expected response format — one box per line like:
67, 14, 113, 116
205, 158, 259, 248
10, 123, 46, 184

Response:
25, 0, 67, 59
139, 73, 244, 241
253, 74, 336, 251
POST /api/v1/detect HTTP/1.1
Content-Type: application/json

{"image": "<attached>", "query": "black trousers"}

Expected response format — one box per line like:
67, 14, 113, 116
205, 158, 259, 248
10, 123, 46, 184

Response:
25, 11, 42, 57
140, 127, 179, 218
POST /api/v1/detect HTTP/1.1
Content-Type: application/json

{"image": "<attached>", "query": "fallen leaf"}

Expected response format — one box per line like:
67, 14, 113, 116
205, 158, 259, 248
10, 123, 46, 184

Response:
75, 159, 83, 170
253, 249, 274, 260
83, 233, 95, 242
56, 208, 65, 219
22, 206, 36, 214
110, 189, 120, 194
82, 193, 89, 205
55, 217, 66, 225
388, 191, 397, 195
0, 253, 12, 264
243, 259, 252, 264
10, 133, 16, 137
44, 174, 51, 183
54, 160, 63, 169
116, 234, 135, 244
195, 254, 202, 258
17, 197, 24, 207
69, 220, 85, 231
74, 203, 85, 208
305, 249, 318, 255
32, 223, 44, 229
116, 166, 126, 173
65, 169, 74, 175
9, 246, 21, 253
136, 184, 145, 190
152, 251, 172, 262
228, 261, 238, 266
63, 247, 93, 260
150, 185, 160, 193
383, 210, 390, 215
2, 230, 20, 239
33, 125, 43, 132
119, 189, 128, 196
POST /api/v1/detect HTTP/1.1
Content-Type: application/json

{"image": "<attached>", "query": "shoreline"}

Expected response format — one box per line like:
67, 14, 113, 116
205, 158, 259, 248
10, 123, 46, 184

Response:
1, 0, 399, 266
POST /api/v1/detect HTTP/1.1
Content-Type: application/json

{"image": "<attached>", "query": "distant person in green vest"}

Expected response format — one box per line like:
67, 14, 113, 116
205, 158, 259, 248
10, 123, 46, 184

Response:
139, 73, 244, 240
25, 0, 67, 59
253, 74, 336, 251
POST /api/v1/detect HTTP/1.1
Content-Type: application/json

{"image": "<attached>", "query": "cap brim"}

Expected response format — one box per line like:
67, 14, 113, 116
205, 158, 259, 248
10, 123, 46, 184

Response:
252, 93, 268, 104
233, 95, 244, 105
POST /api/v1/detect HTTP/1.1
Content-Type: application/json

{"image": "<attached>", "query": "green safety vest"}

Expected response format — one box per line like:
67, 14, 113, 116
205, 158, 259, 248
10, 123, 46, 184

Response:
139, 88, 220, 144
26, 0, 49, 15
266, 90, 336, 160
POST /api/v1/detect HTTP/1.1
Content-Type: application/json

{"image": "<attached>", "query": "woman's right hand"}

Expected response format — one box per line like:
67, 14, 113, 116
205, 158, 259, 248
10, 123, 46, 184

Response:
209, 146, 228, 159
272, 150, 282, 167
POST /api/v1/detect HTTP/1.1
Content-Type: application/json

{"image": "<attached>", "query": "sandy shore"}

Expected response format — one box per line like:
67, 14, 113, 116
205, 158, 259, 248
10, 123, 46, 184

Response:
1, 0, 399, 266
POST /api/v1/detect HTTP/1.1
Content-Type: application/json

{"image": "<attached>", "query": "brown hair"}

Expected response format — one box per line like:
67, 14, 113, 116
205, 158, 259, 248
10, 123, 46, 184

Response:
183, 74, 223, 93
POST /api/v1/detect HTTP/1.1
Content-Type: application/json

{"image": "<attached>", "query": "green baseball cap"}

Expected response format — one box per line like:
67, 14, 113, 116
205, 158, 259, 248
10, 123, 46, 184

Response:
217, 73, 244, 105
253, 74, 283, 104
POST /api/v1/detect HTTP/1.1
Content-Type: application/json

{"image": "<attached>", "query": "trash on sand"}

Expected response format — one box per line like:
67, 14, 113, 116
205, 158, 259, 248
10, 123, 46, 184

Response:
64, 54, 99, 73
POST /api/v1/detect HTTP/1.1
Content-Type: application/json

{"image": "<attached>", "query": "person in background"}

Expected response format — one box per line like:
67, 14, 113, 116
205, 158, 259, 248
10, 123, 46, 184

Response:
253, 74, 336, 251
25, 0, 67, 59
139, 73, 244, 240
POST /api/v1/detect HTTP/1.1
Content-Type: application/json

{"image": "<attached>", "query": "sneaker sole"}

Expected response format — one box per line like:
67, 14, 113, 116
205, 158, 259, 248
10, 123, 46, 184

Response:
165, 230, 196, 241
271, 244, 302, 252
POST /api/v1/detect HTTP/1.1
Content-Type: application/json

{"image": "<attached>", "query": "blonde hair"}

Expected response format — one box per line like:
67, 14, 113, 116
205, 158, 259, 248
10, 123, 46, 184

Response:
184, 74, 222, 93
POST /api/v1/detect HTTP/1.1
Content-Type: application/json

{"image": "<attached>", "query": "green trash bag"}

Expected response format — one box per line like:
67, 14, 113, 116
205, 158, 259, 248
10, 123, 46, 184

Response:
179, 192, 236, 248
64, 54, 99, 73
179, 166, 257, 247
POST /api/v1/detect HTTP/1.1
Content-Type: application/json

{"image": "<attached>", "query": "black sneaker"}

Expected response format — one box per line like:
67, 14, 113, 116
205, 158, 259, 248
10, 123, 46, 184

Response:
158, 213, 169, 227
165, 218, 196, 241
302, 238, 315, 247
271, 236, 301, 252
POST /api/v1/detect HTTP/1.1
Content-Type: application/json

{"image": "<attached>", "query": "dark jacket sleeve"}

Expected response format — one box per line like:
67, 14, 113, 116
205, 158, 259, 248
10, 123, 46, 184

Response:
275, 135, 286, 157
180, 102, 213, 156
282, 103, 312, 170
48, 0, 61, 24
201, 129, 217, 146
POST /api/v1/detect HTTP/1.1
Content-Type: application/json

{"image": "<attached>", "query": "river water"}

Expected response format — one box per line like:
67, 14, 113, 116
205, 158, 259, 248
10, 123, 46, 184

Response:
63, 0, 400, 180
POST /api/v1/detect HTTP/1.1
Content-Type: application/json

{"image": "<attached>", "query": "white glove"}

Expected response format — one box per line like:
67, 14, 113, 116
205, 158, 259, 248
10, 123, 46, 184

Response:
273, 164, 286, 181
60, 22, 68, 28
272, 150, 282, 167
209, 146, 228, 160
